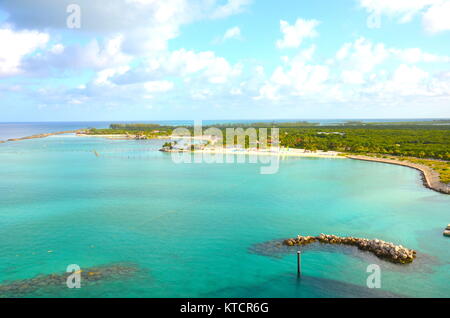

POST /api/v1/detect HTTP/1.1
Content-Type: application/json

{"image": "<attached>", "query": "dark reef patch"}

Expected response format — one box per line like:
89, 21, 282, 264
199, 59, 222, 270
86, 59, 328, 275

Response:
0, 262, 140, 297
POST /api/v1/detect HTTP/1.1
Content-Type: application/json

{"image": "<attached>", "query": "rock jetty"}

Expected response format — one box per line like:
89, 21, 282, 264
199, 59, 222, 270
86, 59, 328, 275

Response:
283, 234, 416, 264
444, 224, 450, 237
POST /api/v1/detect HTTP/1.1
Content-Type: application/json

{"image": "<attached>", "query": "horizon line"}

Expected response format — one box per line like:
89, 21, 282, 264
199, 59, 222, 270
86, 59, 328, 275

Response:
1, 117, 450, 123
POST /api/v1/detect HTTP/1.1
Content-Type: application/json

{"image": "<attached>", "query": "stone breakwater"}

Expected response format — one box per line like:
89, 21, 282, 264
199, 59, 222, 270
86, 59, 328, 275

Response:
283, 234, 416, 264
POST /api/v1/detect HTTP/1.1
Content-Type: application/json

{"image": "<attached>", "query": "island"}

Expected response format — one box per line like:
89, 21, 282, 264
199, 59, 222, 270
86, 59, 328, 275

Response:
4, 120, 448, 194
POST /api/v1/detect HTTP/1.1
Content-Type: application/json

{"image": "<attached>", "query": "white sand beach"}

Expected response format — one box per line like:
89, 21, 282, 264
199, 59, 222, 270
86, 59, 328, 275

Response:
171, 147, 344, 159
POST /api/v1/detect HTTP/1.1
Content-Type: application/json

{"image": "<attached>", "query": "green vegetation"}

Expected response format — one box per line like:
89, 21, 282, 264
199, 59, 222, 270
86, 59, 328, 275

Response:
361, 119, 450, 126
86, 124, 173, 138
415, 159, 450, 184
203, 122, 450, 160
109, 123, 166, 130
278, 126, 450, 160
89, 121, 450, 160
211, 121, 319, 128
162, 141, 176, 150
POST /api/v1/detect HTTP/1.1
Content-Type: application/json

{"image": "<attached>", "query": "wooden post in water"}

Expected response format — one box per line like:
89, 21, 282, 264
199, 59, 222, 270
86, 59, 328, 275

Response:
297, 251, 301, 277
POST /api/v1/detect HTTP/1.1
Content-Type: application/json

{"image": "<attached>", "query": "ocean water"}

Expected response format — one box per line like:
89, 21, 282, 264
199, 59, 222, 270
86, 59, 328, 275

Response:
0, 122, 110, 141
0, 134, 449, 298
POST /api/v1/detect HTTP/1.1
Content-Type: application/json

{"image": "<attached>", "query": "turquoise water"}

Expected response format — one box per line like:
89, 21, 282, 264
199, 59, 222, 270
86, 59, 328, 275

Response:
0, 135, 449, 298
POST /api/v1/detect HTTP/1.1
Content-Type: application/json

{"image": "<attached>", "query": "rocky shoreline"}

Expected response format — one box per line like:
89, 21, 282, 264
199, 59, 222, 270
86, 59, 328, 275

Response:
347, 155, 450, 195
284, 234, 416, 264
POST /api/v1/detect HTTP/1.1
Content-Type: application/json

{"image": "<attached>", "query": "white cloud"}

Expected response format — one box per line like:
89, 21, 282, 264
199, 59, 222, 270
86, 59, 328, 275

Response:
362, 64, 431, 97
230, 87, 243, 95
50, 44, 64, 55
358, 0, 450, 33
290, 45, 317, 63
276, 18, 320, 49
144, 80, 174, 92
210, 0, 252, 19
222, 26, 242, 41
83, 35, 132, 69
191, 89, 212, 100
336, 43, 351, 60
94, 65, 131, 86
335, 37, 389, 73
0, 0, 249, 105
358, 0, 437, 22
341, 70, 366, 84
22, 34, 133, 75
332, 37, 450, 88
422, 0, 450, 32
2, 0, 448, 116
256, 35, 450, 104
0, 27, 49, 76
429, 72, 450, 95
112, 48, 241, 85
256, 49, 330, 101
255, 81, 281, 101
391, 47, 450, 63
0, 0, 251, 56
1, 0, 194, 32
390, 64, 430, 95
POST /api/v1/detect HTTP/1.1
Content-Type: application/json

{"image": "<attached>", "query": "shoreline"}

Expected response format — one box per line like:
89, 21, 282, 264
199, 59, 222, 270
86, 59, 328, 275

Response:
163, 147, 344, 159
76, 132, 210, 140
76, 133, 143, 140
347, 155, 450, 194
0, 130, 82, 143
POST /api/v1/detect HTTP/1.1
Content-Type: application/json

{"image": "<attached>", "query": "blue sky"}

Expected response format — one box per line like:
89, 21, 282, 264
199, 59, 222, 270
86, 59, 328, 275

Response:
0, 0, 449, 121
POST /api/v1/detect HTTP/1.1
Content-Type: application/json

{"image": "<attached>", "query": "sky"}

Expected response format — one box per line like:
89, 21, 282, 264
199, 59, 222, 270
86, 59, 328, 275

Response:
0, 0, 449, 121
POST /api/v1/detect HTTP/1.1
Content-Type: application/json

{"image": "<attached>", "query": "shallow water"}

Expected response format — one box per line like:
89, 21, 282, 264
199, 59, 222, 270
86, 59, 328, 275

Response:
0, 135, 448, 297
